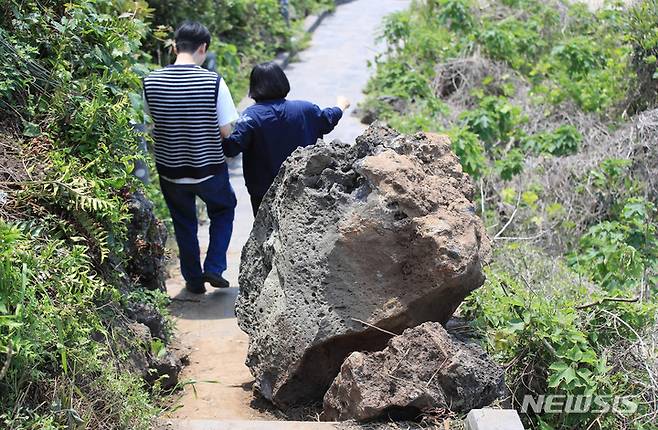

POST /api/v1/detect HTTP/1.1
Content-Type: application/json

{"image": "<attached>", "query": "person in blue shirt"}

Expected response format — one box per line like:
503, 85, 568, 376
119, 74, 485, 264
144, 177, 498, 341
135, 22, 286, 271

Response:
222, 61, 350, 215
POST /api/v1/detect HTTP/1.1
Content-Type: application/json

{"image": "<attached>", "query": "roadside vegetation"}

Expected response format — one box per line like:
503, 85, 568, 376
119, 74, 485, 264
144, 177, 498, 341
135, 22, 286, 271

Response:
361, 0, 658, 428
147, 0, 334, 98
0, 0, 329, 428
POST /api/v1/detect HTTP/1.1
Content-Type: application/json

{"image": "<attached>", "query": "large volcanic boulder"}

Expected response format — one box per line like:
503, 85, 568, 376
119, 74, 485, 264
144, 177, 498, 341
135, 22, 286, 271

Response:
323, 322, 505, 421
235, 124, 491, 407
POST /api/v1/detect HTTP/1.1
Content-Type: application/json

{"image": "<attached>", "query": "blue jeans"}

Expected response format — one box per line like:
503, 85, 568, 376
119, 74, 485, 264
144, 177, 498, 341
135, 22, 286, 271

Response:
159, 165, 236, 283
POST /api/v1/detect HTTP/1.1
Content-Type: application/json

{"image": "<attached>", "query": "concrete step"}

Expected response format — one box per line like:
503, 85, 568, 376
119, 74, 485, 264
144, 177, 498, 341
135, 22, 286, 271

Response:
465, 409, 525, 430
161, 419, 339, 430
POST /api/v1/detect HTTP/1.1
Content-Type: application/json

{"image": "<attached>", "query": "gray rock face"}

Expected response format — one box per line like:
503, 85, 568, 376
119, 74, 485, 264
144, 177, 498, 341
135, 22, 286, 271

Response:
126, 302, 168, 340
125, 190, 167, 292
236, 124, 491, 407
323, 322, 505, 422
121, 321, 186, 391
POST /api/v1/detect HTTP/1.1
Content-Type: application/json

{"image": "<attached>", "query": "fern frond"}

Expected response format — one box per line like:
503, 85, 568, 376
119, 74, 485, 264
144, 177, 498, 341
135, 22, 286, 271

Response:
39, 180, 113, 214
72, 211, 110, 263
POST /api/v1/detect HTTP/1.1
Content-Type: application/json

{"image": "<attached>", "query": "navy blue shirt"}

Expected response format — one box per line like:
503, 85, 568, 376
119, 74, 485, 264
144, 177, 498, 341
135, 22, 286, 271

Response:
222, 99, 343, 198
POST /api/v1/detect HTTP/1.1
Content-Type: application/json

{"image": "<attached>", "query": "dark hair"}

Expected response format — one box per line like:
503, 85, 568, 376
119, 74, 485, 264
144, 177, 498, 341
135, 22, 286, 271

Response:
249, 62, 290, 102
175, 21, 211, 53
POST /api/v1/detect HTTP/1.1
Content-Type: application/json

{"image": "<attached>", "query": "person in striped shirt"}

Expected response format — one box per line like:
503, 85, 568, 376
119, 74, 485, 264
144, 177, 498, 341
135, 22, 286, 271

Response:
144, 22, 238, 294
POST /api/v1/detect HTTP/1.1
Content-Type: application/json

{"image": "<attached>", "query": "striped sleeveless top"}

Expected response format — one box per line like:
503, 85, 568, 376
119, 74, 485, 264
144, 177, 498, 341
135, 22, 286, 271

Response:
144, 65, 225, 179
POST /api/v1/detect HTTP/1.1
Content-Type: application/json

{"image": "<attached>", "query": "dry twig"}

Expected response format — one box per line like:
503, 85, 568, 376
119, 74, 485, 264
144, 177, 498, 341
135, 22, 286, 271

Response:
576, 296, 640, 310
351, 318, 399, 337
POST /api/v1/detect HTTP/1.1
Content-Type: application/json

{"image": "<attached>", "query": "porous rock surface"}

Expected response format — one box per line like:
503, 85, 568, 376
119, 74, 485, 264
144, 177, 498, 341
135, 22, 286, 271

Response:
125, 190, 167, 292
235, 124, 491, 407
323, 322, 505, 421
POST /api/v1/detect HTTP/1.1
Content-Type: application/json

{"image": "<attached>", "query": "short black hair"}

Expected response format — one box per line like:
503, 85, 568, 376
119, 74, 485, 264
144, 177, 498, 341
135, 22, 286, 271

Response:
249, 62, 290, 102
175, 21, 211, 54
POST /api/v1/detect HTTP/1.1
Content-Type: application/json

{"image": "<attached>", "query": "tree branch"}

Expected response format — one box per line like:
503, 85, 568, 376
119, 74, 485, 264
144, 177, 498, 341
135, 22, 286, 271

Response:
576, 296, 640, 310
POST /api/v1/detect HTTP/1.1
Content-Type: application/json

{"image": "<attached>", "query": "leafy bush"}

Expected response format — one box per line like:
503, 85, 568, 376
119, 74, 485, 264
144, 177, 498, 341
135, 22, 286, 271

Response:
462, 245, 658, 429
551, 37, 606, 77
433, 0, 476, 33
480, 18, 545, 71
574, 158, 644, 228
569, 198, 658, 292
459, 96, 524, 146
146, 0, 331, 97
0, 1, 169, 427
625, 0, 658, 113
522, 125, 581, 156
0, 222, 157, 429
447, 127, 487, 178
495, 148, 524, 180
381, 10, 412, 48
366, 60, 433, 99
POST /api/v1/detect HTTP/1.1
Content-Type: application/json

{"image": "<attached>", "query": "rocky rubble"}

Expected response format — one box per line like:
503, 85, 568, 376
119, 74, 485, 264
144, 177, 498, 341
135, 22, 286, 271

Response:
323, 322, 505, 422
121, 321, 186, 391
236, 124, 492, 408
122, 191, 183, 389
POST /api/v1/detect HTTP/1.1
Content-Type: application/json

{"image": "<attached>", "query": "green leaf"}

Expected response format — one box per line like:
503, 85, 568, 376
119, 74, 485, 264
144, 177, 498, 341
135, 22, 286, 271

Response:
23, 122, 41, 137
561, 345, 583, 361
501, 187, 516, 204
508, 318, 525, 332
548, 361, 577, 387
522, 191, 539, 207
61, 348, 68, 374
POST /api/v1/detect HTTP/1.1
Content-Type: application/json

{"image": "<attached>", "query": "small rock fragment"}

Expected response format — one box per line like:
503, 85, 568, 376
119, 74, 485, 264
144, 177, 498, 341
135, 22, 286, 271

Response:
323, 322, 505, 422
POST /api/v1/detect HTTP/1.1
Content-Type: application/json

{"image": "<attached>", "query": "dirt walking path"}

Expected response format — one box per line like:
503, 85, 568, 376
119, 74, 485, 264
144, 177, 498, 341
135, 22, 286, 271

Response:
164, 0, 410, 423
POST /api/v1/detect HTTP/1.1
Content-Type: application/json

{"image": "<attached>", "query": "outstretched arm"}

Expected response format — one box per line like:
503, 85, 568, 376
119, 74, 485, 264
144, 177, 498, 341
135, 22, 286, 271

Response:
315, 97, 350, 138
316, 96, 350, 136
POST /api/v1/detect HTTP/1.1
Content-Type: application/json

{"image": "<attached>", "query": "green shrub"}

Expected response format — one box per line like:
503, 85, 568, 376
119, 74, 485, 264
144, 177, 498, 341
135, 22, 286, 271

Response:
459, 96, 524, 146
551, 37, 606, 77
569, 198, 658, 292
0, 1, 166, 427
447, 127, 487, 178
365, 60, 433, 100
495, 148, 524, 180
381, 10, 412, 49
379, 5, 465, 76
0, 220, 157, 429
462, 245, 658, 429
625, 0, 658, 113
480, 18, 545, 71
578, 158, 643, 223
433, 0, 476, 33
522, 125, 582, 156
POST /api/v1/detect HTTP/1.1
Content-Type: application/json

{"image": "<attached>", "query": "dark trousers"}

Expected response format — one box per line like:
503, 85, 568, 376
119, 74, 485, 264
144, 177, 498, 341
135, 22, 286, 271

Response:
160, 165, 236, 283
250, 194, 264, 217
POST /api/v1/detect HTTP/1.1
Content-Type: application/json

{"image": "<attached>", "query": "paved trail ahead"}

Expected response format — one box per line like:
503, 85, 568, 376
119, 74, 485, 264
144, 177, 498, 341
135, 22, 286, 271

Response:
165, 0, 410, 424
